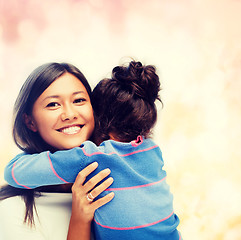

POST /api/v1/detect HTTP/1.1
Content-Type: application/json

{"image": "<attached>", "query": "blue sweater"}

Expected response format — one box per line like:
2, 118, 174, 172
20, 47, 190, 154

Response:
4, 136, 181, 240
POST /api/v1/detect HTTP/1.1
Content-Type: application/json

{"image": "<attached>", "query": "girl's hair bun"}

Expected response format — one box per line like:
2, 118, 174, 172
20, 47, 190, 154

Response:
92, 60, 162, 142
112, 61, 161, 104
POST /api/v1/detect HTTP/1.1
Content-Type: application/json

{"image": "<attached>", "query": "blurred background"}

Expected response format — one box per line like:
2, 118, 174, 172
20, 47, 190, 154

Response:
0, 0, 241, 239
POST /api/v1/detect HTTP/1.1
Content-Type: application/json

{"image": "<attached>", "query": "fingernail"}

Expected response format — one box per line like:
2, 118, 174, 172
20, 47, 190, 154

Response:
92, 162, 98, 167
109, 192, 115, 197
108, 177, 114, 182
104, 168, 111, 174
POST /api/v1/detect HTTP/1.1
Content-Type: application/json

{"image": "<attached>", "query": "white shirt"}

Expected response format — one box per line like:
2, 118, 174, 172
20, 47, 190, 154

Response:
0, 192, 72, 240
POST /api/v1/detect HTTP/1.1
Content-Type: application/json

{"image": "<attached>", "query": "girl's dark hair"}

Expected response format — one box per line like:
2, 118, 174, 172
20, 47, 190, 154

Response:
13, 62, 91, 154
1, 62, 91, 225
92, 60, 162, 142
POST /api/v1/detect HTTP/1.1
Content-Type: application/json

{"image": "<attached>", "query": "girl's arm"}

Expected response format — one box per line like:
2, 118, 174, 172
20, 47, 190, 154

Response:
4, 146, 93, 189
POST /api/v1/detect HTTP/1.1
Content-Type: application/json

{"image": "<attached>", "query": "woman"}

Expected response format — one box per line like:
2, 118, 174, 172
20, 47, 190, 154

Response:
0, 62, 114, 240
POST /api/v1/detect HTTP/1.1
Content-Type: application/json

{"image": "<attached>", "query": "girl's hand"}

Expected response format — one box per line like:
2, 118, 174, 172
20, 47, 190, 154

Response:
67, 162, 114, 240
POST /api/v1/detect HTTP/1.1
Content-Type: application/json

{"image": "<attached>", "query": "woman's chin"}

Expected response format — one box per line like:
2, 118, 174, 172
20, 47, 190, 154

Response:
55, 140, 85, 150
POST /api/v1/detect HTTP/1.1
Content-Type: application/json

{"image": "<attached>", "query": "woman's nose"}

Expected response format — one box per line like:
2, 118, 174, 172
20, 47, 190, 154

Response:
60, 105, 78, 121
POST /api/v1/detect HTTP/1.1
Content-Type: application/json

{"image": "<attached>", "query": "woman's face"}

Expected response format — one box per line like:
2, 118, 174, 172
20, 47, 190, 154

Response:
28, 73, 95, 150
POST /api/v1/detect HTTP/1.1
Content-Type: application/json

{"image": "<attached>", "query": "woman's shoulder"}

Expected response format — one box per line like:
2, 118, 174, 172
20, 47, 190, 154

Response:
0, 192, 72, 215
0, 194, 24, 211
0, 196, 28, 239
0, 192, 73, 240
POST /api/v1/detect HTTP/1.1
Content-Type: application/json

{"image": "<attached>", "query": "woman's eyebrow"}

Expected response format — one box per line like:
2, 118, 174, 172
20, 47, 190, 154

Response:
42, 91, 87, 102
73, 91, 86, 96
42, 95, 60, 102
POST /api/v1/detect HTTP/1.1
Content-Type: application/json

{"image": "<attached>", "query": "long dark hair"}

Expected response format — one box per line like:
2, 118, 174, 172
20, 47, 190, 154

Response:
0, 62, 91, 225
13, 62, 91, 154
91, 60, 162, 143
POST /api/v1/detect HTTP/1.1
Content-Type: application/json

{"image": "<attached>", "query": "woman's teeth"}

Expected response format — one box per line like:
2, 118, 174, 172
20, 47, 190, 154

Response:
61, 126, 81, 134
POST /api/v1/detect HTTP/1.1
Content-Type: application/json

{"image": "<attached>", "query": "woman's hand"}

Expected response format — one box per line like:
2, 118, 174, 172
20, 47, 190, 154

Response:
67, 162, 114, 240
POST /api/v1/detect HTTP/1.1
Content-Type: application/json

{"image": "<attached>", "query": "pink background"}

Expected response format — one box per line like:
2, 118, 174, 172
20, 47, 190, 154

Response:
1, 0, 241, 239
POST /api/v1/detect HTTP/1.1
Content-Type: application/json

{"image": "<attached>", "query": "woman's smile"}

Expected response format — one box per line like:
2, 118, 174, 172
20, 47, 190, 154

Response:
57, 124, 83, 135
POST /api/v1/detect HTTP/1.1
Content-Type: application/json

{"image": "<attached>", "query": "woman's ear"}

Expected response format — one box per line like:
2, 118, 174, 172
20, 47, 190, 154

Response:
23, 114, 38, 132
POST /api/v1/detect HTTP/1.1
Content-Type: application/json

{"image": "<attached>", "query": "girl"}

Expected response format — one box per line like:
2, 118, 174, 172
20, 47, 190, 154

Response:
4, 61, 182, 239
0, 62, 114, 240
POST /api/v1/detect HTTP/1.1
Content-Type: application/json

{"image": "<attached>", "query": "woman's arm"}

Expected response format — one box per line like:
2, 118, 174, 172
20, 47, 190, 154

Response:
67, 162, 114, 240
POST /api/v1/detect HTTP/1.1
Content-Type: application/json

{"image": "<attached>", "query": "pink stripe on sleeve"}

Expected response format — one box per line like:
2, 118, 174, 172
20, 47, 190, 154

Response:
47, 152, 69, 184
12, 162, 32, 189
105, 176, 166, 191
94, 211, 174, 230
179, 231, 182, 240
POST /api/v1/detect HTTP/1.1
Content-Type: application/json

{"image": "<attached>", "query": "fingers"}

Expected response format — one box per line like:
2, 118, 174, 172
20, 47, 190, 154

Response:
73, 162, 98, 187
92, 192, 115, 210
88, 176, 114, 200
72, 163, 113, 199
89, 177, 115, 209
83, 168, 111, 192
70, 164, 115, 224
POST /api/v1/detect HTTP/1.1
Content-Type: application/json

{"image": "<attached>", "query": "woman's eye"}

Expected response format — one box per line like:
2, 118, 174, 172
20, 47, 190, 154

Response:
74, 98, 85, 104
46, 102, 60, 108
